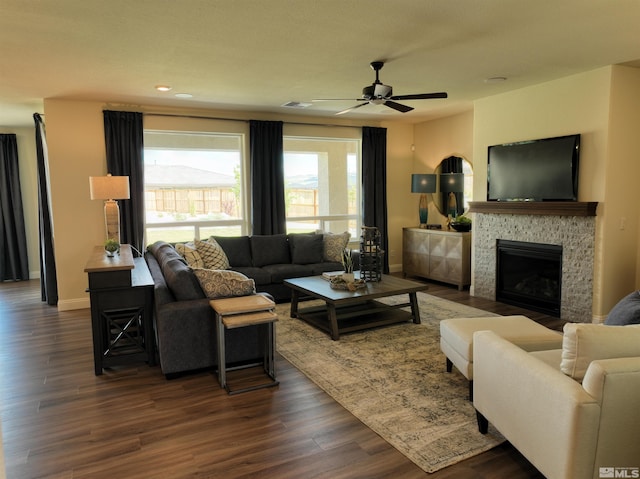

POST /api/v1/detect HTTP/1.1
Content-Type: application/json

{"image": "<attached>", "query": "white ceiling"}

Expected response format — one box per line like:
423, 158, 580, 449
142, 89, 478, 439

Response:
2, 0, 640, 127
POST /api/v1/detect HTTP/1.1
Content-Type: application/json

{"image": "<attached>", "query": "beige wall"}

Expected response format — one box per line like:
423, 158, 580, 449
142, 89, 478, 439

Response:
412, 111, 474, 228
0, 126, 40, 279
381, 121, 414, 271
601, 66, 640, 310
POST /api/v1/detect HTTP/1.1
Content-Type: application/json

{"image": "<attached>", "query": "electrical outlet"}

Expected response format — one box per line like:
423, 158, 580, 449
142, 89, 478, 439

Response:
620, 217, 627, 230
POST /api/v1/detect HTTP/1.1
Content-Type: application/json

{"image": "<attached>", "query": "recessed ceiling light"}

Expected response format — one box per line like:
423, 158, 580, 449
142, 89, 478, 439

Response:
484, 77, 507, 84
155, 85, 172, 92
174, 93, 193, 98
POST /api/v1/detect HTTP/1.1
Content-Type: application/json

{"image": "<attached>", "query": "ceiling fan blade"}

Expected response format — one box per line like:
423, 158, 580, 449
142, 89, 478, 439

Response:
389, 92, 448, 101
384, 101, 413, 113
311, 98, 367, 102
336, 102, 370, 115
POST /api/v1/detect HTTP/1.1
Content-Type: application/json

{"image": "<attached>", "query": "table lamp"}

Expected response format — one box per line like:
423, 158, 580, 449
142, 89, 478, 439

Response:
89, 174, 130, 243
439, 173, 464, 219
411, 174, 437, 228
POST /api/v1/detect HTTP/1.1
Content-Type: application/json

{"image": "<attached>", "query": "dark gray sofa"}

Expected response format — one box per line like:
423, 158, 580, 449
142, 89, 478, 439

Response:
145, 234, 348, 376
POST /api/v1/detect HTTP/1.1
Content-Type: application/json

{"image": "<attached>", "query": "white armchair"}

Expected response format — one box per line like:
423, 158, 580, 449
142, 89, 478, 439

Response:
473, 326, 640, 479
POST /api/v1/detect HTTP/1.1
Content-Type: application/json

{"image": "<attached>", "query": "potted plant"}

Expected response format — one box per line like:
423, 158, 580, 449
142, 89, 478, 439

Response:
450, 215, 472, 232
104, 238, 120, 257
341, 248, 354, 282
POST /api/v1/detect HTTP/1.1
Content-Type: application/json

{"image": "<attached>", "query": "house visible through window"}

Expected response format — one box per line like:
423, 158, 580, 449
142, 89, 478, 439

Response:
142, 124, 362, 245
283, 136, 361, 238
143, 130, 246, 244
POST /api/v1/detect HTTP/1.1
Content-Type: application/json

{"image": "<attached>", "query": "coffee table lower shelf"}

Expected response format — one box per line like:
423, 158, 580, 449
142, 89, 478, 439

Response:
293, 299, 417, 339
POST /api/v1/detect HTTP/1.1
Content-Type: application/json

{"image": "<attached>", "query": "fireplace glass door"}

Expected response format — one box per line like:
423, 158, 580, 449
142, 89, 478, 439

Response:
496, 240, 562, 317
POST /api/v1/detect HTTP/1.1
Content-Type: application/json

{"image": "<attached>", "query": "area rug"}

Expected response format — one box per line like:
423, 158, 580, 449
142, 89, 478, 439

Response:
275, 292, 505, 473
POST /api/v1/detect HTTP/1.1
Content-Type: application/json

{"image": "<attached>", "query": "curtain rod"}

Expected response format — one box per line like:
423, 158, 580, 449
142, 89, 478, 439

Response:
143, 112, 373, 129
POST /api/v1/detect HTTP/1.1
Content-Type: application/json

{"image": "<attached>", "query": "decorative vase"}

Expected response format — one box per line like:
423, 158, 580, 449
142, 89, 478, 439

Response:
342, 272, 355, 283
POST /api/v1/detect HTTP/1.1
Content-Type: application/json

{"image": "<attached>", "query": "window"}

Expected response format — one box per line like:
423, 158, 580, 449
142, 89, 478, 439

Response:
143, 130, 247, 244
283, 136, 361, 238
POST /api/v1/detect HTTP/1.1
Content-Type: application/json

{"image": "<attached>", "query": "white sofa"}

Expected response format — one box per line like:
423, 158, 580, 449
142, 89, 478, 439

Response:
473, 324, 640, 479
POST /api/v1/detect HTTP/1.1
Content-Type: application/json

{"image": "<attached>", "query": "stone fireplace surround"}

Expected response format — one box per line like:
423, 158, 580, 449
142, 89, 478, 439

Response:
470, 202, 597, 323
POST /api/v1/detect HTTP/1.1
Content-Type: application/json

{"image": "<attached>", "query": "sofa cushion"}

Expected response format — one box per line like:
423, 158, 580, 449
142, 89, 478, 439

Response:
605, 290, 640, 325
175, 242, 205, 268
323, 231, 351, 262
230, 267, 272, 285
560, 323, 640, 381
212, 236, 253, 267
195, 238, 230, 269
262, 264, 313, 283
251, 235, 290, 267
149, 241, 187, 270
161, 258, 205, 301
193, 268, 255, 298
289, 233, 324, 264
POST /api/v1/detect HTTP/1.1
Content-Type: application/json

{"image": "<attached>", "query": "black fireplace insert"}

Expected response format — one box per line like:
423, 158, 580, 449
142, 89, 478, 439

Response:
496, 239, 562, 317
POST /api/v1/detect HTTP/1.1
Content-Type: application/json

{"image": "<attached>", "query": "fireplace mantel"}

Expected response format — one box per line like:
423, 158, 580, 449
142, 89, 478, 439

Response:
469, 201, 598, 216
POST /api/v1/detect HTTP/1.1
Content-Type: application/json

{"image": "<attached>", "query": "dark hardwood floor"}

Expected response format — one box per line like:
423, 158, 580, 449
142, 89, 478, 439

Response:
0, 278, 553, 479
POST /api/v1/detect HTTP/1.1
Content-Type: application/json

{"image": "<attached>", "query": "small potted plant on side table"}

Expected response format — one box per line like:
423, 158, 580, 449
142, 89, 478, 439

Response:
104, 238, 120, 257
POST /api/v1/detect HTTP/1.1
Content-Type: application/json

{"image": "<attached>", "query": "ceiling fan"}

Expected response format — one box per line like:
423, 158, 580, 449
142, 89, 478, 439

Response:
313, 61, 447, 115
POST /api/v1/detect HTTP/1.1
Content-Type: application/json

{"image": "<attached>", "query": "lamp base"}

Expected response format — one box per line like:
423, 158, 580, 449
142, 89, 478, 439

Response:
104, 200, 121, 243
418, 194, 429, 228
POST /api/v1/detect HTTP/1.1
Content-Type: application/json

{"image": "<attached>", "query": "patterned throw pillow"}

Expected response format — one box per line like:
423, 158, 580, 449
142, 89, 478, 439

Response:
175, 242, 205, 268
193, 269, 256, 298
195, 238, 230, 270
323, 232, 351, 262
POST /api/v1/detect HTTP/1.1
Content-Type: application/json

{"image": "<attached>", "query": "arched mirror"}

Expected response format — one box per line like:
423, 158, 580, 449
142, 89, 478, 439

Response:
433, 155, 473, 217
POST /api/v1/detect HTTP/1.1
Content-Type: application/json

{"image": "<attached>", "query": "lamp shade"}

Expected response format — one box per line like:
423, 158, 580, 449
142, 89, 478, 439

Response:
439, 173, 464, 193
89, 174, 130, 200
411, 174, 437, 193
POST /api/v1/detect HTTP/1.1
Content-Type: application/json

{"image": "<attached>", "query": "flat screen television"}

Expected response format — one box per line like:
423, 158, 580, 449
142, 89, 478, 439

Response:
487, 134, 580, 201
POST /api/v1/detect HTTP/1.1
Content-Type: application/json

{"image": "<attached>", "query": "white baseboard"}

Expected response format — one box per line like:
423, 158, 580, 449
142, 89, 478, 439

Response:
57, 297, 90, 311
389, 263, 403, 274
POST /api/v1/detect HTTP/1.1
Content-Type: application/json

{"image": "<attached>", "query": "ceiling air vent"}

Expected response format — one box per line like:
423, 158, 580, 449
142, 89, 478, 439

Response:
282, 101, 312, 109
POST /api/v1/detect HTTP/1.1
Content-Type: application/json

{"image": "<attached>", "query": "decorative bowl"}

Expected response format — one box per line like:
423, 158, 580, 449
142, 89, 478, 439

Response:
450, 222, 472, 232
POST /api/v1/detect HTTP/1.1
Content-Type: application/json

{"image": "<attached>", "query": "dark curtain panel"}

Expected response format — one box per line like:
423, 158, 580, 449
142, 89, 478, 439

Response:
33, 113, 58, 305
103, 110, 145, 255
440, 155, 464, 217
362, 126, 389, 274
0, 134, 29, 282
250, 120, 285, 235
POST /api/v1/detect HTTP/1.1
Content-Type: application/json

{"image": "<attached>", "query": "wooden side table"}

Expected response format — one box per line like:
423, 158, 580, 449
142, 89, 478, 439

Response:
84, 245, 155, 375
210, 295, 278, 395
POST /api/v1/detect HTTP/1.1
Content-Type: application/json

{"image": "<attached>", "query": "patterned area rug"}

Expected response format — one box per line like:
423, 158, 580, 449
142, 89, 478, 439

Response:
275, 292, 505, 473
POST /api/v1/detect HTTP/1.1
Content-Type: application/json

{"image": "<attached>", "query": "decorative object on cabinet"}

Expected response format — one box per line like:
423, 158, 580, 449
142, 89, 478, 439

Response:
89, 173, 130, 243
450, 214, 472, 232
359, 226, 384, 282
104, 238, 120, 257
403, 227, 471, 290
439, 173, 464, 220
411, 173, 437, 228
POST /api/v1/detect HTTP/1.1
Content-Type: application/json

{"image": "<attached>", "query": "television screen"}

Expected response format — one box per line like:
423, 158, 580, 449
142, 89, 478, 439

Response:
487, 134, 580, 201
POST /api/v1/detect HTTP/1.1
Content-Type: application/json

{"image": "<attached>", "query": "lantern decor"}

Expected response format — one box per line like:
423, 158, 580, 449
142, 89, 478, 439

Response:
359, 226, 384, 282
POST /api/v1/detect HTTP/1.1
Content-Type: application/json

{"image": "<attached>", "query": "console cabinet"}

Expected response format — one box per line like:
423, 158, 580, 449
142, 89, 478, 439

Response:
84, 244, 155, 375
402, 228, 471, 290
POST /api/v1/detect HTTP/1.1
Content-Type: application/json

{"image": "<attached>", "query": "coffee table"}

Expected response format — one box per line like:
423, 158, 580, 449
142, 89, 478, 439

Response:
283, 274, 429, 340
